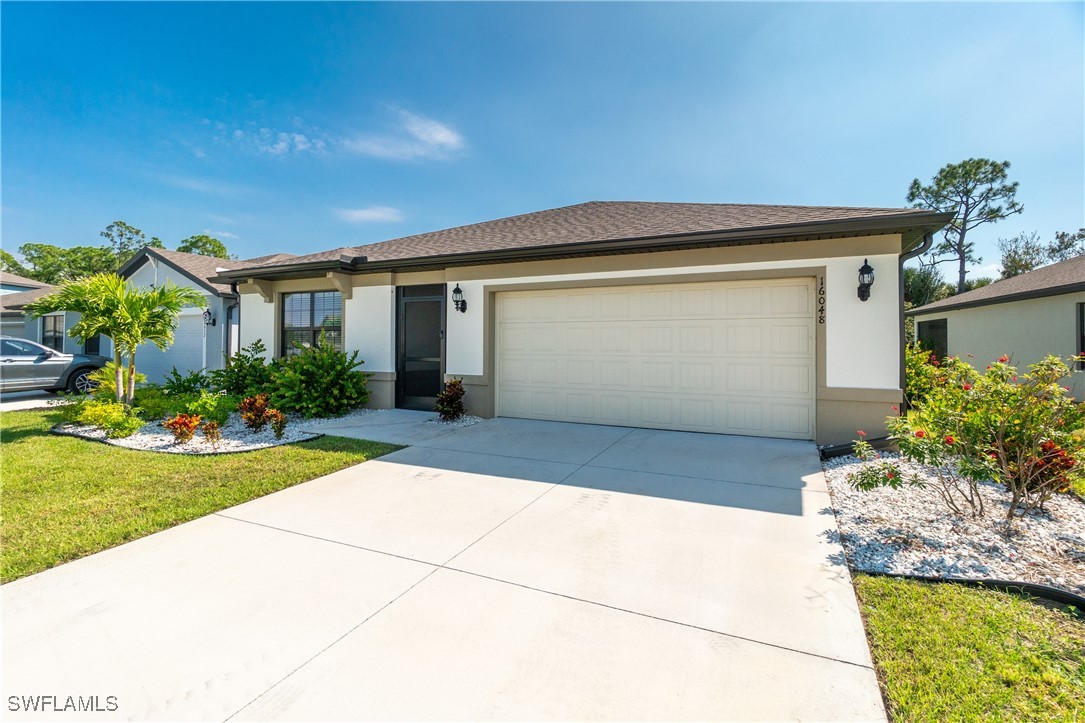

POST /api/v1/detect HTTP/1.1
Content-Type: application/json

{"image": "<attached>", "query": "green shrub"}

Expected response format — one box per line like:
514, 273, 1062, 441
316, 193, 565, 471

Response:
268, 337, 369, 418
76, 399, 146, 438
210, 340, 273, 398
851, 354, 1085, 521
181, 389, 235, 426
89, 363, 146, 401
239, 394, 272, 432
163, 413, 202, 443
132, 385, 173, 420
162, 367, 211, 395
435, 378, 466, 421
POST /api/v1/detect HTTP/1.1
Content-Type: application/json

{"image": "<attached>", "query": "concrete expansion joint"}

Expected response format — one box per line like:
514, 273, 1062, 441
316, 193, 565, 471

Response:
211, 512, 875, 675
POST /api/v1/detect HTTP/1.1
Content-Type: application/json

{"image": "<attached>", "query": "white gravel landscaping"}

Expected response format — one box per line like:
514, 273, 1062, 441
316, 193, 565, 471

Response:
55, 414, 321, 454
823, 452, 1085, 594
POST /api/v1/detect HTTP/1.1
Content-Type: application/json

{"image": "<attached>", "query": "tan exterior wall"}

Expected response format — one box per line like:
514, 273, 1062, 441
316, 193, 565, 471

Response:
912, 292, 1085, 399
237, 234, 909, 445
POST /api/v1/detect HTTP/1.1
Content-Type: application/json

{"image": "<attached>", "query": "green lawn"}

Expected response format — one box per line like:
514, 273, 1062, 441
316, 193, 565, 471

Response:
0, 408, 400, 583
854, 574, 1085, 722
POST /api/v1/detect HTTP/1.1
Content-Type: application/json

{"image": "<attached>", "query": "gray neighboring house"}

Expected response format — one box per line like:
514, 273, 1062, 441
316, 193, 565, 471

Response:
0, 271, 50, 295
215, 200, 952, 446
908, 253, 1085, 398
1, 249, 289, 384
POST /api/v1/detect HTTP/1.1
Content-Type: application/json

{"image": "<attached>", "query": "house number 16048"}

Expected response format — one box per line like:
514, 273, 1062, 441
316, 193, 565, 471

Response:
817, 277, 826, 324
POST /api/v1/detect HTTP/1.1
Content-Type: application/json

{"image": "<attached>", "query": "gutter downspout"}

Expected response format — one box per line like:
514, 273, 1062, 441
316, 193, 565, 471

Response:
899, 232, 935, 406
225, 282, 239, 358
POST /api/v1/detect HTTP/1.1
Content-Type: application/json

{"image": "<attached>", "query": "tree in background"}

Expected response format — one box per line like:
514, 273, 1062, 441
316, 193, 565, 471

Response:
176, 234, 232, 259
0, 249, 31, 278
25, 274, 204, 404
998, 228, 1085, 279
907, 159, 1023, 294
15, 243, 116, 284
903, 266, 950, 308
100, 221, 164, 268
1046, 228, 1085, 262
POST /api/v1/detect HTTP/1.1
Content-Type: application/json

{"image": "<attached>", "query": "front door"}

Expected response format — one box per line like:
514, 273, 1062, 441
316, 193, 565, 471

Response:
395, 285, 445, 410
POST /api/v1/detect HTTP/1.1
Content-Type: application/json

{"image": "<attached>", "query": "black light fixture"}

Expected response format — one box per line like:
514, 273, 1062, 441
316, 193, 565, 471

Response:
451, 284, 467, 313
857, 259, 875, 302
202, 309, 216, 326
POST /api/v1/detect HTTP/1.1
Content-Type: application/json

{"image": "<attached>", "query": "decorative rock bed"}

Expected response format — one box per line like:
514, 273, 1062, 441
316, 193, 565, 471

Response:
54, 415, 322, 454
823, 452, 1085, 595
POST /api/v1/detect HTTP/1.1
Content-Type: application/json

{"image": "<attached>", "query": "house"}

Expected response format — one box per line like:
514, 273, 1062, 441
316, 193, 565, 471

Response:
215, 201, 951, 446
0, 271, 51, 296
907, 253, 1085, 398
1, 248, 280, 383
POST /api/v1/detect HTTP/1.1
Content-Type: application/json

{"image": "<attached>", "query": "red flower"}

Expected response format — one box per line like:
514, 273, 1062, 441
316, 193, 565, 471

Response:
962, 384, 972, 390
886, 472, 895, 479
1012, 376, 1017, 382
998, 355, 1009, 363
857, 430, 867, 438
891, 405, 899, 412
915, 430, 926, 438
944, 435, 955, 445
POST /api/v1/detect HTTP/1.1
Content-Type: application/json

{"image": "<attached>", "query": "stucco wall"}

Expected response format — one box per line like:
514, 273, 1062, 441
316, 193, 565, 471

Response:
912, 291, 1085, 398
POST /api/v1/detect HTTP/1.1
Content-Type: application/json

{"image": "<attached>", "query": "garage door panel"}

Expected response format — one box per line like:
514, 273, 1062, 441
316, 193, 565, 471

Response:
497, 279, 815, 440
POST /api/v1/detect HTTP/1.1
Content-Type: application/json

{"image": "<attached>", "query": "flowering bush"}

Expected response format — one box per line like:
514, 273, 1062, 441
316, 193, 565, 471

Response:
265, 408, 288, 439
847, 431, 922, 492
853, 354, 1085, 521
239, 394, 271, 432
163, 413, 203, 443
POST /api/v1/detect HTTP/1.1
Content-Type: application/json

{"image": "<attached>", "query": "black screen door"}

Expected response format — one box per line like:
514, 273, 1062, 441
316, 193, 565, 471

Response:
396, 285, 445, 410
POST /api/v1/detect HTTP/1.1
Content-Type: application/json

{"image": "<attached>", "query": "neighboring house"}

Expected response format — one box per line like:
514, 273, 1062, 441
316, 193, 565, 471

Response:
0, 271, 50, 295
215, 201, 951, 446
1, 248, 285, 384
908, 253, 1085, 398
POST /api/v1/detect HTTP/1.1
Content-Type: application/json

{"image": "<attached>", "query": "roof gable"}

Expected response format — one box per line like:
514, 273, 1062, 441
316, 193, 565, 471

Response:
909, 254, 1085, 315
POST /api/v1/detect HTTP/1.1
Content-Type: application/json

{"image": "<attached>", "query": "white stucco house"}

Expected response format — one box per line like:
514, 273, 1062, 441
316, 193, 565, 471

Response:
908, 253, 1085, 399
215, 201, 951, 446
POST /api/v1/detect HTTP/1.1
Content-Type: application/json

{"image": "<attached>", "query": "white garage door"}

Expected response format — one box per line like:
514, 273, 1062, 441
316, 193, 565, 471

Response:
496, 278, 816, 439
134, 313, 205, 385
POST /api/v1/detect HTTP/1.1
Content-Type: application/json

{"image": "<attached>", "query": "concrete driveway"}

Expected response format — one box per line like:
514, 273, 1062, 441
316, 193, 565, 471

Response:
2, 418, 885, 721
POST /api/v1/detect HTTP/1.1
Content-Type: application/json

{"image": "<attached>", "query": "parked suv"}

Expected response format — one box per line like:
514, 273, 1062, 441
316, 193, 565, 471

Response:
0, 336, 108, 394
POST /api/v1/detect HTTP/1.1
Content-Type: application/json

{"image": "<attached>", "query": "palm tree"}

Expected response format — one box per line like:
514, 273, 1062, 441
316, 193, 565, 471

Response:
25, 273, 204, 404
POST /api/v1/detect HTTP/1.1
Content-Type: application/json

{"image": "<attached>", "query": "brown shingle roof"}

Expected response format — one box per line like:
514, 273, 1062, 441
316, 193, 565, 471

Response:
908, 254, 1085, 314
225, 201, 947, 275
122, 247, 254, 296
0, 272, 50, 290
0, 285, 56, 313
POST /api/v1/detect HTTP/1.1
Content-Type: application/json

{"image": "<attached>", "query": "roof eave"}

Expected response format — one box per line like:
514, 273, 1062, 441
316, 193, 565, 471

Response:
216, 211, 953, 282
907, 282, 1085, 315
119, 246, 236, 298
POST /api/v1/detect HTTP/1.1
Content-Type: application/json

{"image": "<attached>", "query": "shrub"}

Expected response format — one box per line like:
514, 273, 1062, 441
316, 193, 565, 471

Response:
201, 420, 222, 449
163, 413, 202, 443
89, 363, 146, 401
239, 394, 271, 432
181, 389, 235, 426
76, 399, 145, 438
210, 340, 273, 398
903, 343, 975, 408
132, 385, 173, 420
435, 378, 466, 421
847, 431, 923, 493
265, 408, 288, 439
852, 354, 1085, 521
162, 367, 211, 395
268, 337, 369, 418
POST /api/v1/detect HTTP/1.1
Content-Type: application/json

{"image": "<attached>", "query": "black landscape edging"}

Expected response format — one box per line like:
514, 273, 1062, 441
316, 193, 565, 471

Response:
859, 569, 1085, 609
50, 422, 324, 456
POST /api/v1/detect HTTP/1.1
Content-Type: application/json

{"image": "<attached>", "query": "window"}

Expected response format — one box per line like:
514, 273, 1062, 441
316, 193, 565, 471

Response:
42, 315, 64, 352
281, 291, 342, 356
917, 318, 948, 360
1, 338, 45, 357
84, 335, 101, 356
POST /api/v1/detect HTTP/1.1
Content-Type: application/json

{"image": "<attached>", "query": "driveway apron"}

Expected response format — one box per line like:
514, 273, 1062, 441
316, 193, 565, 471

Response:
2, 417, 885, 721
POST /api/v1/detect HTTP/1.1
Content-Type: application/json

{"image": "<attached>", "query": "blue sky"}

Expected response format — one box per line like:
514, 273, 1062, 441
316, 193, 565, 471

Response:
2, 2, 1082, 278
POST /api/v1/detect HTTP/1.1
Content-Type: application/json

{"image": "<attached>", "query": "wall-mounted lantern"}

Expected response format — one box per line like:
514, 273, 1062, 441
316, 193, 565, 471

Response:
202, 309, 217, 326
451, 284, 467, 313
857, 259, 875, 302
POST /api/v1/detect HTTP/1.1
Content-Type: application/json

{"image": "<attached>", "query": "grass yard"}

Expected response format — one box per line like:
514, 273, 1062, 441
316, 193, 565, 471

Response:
854, 574, 1085, 722
0, 408, 400, 583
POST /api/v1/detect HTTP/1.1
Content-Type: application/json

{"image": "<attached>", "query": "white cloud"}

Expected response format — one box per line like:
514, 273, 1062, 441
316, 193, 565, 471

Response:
204, 229, 240, 239
337, 206, 405, 223
344, 109, 465, 161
